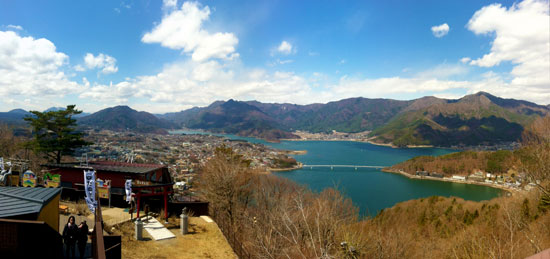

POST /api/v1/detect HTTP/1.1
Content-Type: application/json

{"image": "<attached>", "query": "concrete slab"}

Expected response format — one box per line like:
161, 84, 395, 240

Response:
200, 215, 214, 223
142, 216, 176, 241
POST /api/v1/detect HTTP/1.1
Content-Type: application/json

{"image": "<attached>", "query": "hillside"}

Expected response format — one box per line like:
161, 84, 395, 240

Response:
367, 193, 550, 258
370, 92, 548, 147
386, 150, 518, 177
248, 97, 411, 133
163, 92, 548, 145
0, 109, 32, 126
79, 106, 175, 134
3, 92, 547, 144
165, 100, 298, 141
165, 98, 412, 140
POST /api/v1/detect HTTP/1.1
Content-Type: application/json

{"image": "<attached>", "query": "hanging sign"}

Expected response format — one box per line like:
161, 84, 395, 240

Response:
97, 179, 111, 199
83, 170, 97, 213
44, 172, 61, 188
125, 179, 132, 203
22, 171, 36, 187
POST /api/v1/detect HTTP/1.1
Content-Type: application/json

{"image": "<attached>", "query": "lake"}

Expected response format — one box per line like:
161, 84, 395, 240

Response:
171, 130, 503, 216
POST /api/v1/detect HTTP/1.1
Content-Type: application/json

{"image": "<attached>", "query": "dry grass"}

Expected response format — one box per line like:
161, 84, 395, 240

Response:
113, 216, 236, 259
60, 200, 91, 216
75, 200, 91, 216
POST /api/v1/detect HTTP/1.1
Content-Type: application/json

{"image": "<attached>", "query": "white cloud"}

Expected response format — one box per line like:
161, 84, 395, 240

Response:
142, 1, 239, 62
460, 57, 471, 64
74, 64, 86, 72
415, 64, 469, 79
431, 23, 450, 38
277, 41, 293, 55
81, 59, 317, 112
0, 30, 84, 99
163, 0, 178, 10
6, 25, 23, 31
467, 0, 549, 97
10, 0, 548, 113
277, 59, 293, 65
78, 55, 550, 113
83, 53, 118, 74
331, 76, 468, 99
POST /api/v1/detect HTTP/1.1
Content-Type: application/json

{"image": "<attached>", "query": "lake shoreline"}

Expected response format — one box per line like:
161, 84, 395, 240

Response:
381, 168, 521, 195
267, 162, 303, 172
280, 137, 443, 149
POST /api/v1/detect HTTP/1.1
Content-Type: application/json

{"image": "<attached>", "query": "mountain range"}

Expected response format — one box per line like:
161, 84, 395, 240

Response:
1, 92, 548, 146
161, 92, 549, 145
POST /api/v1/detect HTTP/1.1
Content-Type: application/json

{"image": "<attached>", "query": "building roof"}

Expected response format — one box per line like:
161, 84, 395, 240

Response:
0, 187, 61, 218
43, 161, 165, 174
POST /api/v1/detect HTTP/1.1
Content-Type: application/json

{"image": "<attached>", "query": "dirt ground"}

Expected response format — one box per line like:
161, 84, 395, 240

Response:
59, 201, 235, 258
113, 216, 237, 259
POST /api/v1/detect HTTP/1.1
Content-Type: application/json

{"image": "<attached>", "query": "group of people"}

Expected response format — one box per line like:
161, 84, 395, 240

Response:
62, 216, 89, 258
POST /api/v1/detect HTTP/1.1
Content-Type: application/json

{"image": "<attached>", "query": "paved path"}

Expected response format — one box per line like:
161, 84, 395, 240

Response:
142, 216, 176, 241
200, 215, 214, 223
101, 207, 132, 226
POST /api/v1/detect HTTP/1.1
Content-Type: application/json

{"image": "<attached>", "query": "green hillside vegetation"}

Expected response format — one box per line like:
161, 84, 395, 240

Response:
388, 150, 518, 176
182, 100, 298, 141
267, 98, 411, 133
370, 93, 545, 146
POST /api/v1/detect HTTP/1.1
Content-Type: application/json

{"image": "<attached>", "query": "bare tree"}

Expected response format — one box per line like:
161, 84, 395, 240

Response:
520, 116, 550, 208
197, 146, 254, 228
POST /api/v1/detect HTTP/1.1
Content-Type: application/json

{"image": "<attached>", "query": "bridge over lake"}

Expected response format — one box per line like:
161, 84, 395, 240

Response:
302, 164, 386, 170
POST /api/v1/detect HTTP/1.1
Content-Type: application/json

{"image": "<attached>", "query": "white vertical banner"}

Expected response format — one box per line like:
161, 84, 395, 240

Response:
0, 157, 4, 171
83, 170, 97, 213
125, 179, 132, 203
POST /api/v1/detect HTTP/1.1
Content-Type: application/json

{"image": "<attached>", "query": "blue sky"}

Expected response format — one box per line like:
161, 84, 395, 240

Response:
1, 0, 548, 113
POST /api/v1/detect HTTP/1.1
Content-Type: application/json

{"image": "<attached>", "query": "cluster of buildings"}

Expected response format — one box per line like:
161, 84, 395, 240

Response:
291, 130, 371, 141
449, 141, 521, 151
78, 130, 298, 182
413, 169, 532, 191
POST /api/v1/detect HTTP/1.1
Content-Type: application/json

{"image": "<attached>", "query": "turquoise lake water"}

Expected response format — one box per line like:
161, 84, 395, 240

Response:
171, 130, 503, 216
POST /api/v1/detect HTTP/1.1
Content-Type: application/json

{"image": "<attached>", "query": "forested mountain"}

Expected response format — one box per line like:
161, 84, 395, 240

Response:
78, 106, 175, 134
2, 92, 548, 146
163, 100, 298, 141
164, 92, 549, 146
0, 109, 32, 126
370, 92, 548, 146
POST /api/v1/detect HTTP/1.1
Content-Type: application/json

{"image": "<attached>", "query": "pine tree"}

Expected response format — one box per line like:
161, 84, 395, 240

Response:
24, 105, 91, 164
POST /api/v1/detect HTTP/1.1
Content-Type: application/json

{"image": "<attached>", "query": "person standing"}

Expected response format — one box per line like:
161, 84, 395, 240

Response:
77, 221, 89, 259
62, 216, 78, 258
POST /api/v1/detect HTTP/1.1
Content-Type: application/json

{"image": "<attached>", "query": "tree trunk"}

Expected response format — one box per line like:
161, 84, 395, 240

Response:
56, 151, 61, 164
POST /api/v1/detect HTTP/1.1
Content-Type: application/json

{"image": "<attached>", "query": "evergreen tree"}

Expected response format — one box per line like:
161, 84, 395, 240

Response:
24, 105, 90, 164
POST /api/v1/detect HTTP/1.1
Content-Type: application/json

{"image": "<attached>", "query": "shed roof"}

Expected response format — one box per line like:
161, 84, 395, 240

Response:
0, 187, 61, 218
44, 161, 164, 174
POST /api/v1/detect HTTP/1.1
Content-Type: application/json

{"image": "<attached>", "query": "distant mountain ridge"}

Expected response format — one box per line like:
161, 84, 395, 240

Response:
78, 106, 175, 134
162, 100, 298, 140
163, 92, 549, 146
1, 92, 548, 146
0, 109, 32, 126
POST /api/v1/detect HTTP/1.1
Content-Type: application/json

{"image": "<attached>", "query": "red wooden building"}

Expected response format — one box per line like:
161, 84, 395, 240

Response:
43, 161, 173, 196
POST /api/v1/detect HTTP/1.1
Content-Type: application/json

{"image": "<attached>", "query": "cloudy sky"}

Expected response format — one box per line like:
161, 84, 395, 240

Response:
1, 0, 549, 113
